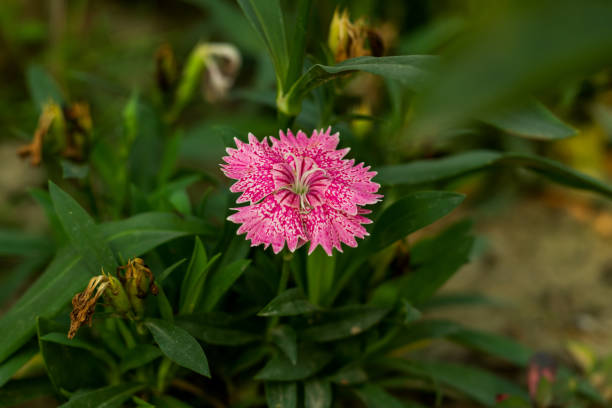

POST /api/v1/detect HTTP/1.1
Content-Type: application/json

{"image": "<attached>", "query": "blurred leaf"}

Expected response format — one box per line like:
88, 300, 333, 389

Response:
153, 395, 195, 408
29, 187, 66, 243
0, 344, 37, 387
420, 292, 504, 310
0, 230, 52, 257
384, 359, 529, 406
353, 384, 405, 408
479, 99, 576, 140
449, 329, 532, 367
145, 318, 210, 377
37, 317, 104, 392
284, 56, 436, 115
60, 160, 90, 180
59, 383, 145, 408
49, 181, 116, 274
301, 305, 391, 342
100, 212, 214, 259
182, 0, 260, 52
119, 345, 163, 373
237, 0, 289, 88
399, 17, 466, 54
200, 259, 251, 311
304, 379, 332, 408
0, 258, 47, 309
255, 345, 331, 381
270, 325, 297, 365
0, 378, 55, 408
376, 150, 612, 198
265, 382, 297, 408
176, 314, 260, 346
26, 64, 65, 111
410, 2, 612, 135
328, 364, 368, 385
258, 288, 319, 316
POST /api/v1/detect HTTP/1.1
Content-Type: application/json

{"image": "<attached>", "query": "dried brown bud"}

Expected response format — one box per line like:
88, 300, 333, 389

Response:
68, 275, 109, 339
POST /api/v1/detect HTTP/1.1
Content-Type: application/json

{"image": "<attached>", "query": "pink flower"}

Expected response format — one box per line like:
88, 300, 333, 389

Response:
220, 128, 382, 255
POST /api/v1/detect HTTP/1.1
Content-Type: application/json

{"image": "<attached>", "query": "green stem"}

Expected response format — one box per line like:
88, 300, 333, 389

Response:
116, 319, 136, 349
267, 253, 292, 331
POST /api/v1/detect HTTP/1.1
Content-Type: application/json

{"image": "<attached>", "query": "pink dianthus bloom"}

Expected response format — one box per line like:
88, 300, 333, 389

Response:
220, 128, 382, 255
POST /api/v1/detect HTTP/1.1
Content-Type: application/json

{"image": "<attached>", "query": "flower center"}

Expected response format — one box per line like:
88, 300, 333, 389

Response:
272, 155, 329, 212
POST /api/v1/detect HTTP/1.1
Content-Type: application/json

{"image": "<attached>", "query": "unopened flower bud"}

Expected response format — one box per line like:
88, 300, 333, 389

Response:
118, 258, 158, 319
103, 272, 131, 316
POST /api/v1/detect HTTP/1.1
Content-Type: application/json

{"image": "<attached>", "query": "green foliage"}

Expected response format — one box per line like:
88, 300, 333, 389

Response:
2, 1, 612, 407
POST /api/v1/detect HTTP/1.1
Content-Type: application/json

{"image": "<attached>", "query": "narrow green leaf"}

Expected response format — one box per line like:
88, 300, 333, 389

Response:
59, 383, 145, 408
180, 237, 208, 309
479, 99, 576, 140
255, 345, 331, 381
265, 382, 297, 408
307, 248, 335, 306
157, 286, 175, 322
283, 56, 436, 114
383, 359, 529, 406
0, 345, 37, 387
301, 305, 391, 342
145, 318, 210, 377
304, 379, 332, 408
49, 181, 116, 274
26, 64, 65, 110
40, 332, 114, 364
449, 329, 532, 367
119, 345, 163, 373
0, 258, 47, 308
0, 230, 52, 257
200, 259, 251, 311
100, 213, 214, 260
180, 253, 222, 314
237, 0, 289, 88
270, 325, 297, 365
258, 288, 319, 316
159, 258, 187, 283
175, 314, 260, 346
353, 384, 405, 408
376, 150, 612, 199
370, 191, 465, 253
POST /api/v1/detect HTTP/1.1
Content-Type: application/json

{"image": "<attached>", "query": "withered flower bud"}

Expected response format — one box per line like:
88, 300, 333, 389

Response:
62, 101, 92, 161
18, 102, 63, 166
155, 43, 178, 95
68, 275, 109, 339
117, 258, 158, 319
327, 8, 385, 63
